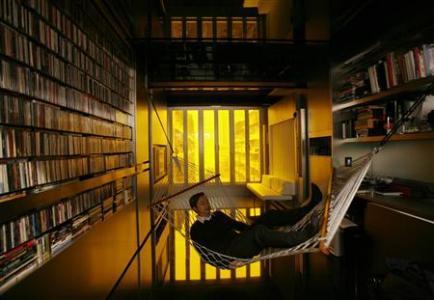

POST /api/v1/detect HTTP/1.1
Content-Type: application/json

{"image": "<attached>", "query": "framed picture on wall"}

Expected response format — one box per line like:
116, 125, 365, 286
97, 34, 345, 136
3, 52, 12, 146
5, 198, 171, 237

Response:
153, 144, 167, 183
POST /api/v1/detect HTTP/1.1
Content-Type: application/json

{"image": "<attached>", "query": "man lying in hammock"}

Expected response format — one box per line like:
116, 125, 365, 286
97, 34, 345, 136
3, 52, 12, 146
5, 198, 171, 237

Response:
189, 183, 322, 264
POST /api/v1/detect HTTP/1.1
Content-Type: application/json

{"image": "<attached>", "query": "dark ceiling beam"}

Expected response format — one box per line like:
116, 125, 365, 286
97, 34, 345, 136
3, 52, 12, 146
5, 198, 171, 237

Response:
149, 81, 306, 88
292, 0, 306, 43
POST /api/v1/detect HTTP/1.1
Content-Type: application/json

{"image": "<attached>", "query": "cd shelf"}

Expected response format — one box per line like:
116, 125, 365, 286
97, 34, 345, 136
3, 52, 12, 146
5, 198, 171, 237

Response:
0, 3, 131, 101
0, 0, 137, 292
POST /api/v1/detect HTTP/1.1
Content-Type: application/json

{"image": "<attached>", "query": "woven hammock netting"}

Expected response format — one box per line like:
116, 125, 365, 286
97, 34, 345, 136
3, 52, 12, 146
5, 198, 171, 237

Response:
150, 86, 430, 270
152, 152, 372, 269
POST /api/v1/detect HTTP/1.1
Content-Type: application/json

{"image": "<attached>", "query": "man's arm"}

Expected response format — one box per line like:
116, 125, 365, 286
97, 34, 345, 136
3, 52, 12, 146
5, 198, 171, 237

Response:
214, 211, 249, 231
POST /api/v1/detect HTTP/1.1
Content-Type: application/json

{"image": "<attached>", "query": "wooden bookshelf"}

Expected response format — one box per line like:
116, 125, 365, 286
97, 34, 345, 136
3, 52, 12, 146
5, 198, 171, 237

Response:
341, 131, 434, 143
333, 76, 434, 112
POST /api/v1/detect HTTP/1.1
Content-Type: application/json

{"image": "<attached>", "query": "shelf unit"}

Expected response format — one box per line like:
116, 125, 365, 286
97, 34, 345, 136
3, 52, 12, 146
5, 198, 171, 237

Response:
333, 76, 434, 112
332, 31, 434, 144
0, 0, 137, 293
340, 131, 434, 143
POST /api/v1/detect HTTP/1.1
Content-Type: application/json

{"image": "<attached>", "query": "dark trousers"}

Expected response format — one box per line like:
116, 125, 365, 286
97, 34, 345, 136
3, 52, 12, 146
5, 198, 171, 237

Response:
226, 183, 322, 258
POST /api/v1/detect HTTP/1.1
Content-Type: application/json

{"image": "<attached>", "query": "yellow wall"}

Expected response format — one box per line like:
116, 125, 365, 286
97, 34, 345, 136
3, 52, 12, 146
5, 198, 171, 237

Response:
307, 79, 332, 195
267, 96, 298, 186
267, 82, 332, 196
307, 81, 332, 138
268, 95, 297, 126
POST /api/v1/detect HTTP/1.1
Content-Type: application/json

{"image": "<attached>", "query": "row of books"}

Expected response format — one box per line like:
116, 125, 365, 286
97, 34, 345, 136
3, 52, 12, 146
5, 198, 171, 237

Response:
1, 0, 131, 92
368, 45, 434, 94
0, 240, 37, 284
340, 101, 412, 139
0, 174, 136, 284
0, 183, 119, 283
105, 154, 133, 171
0, 127, 132, 159
0, 181, 135, 288
337, 44, 434, 101
0, 58, 131, 126
0, 55, 132, 118
31, 100, 131, 139
115, 176, 133, 193
0, 184, 111, 254
0, 153, 132, 194
25, 0, 131, 85
0, 95, 132, 139
335, 71, 370, 102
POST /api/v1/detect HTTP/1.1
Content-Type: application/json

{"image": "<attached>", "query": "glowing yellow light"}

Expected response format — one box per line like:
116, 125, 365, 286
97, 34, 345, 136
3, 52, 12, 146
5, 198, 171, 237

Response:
235, 208, 247, 278
205, 264, 217, 280
218, 111, 230, 183
174, 211, 186, 280
189, 211, 201, 280
249, 207, 262, 277
249, 110, 261, 182
203, 110, 215, 176
187, 111, 199, 183
234, 110, 246, 182
172, 111, 184, 183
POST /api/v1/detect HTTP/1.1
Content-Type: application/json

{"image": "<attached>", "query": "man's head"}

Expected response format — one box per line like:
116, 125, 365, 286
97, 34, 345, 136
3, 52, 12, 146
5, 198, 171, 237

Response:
189, 192, 211, 217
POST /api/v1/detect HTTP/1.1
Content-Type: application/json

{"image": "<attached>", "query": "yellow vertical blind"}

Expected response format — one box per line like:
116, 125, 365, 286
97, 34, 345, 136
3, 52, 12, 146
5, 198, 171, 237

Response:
172, 110, 184, 183
187, 111, 199, 183
203, 110, 215, 175
234, 110, 246, 182
189, 211, 201, 280
174, 211, 186, 280
218, 110, 231, 183
249, 207, 262, 277
249, 110, 261, 182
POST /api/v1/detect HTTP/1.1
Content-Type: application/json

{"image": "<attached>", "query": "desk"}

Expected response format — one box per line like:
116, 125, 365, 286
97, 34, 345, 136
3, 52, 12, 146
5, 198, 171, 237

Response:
351, 194, 434, 275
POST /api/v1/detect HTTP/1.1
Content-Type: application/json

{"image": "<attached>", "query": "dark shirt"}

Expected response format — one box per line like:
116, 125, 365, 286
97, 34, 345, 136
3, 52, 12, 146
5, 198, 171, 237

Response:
190, 211, 249, 255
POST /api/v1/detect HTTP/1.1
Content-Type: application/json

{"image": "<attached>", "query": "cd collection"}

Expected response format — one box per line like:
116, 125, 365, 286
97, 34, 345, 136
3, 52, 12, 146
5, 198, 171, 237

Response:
0, 153, 132, 194
0, 127, 132, 158
0, 4, 132, 113
0, 0, 136, 290
0, 182, 134, 283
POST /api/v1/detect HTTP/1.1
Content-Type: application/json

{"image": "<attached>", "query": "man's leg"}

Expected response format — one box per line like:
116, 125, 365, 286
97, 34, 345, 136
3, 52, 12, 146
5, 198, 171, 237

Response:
226, 224, 316, 258
252, 183, 323, 227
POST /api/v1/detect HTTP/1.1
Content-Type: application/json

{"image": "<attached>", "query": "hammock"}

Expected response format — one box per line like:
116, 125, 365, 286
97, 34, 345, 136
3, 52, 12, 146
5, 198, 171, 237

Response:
150, 86, 431, 269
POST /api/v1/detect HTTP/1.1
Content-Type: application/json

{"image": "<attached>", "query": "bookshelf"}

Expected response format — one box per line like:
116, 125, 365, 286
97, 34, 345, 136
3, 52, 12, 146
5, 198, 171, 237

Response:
0, 0, 137, 292
333, 76, 434, 112
333, 37, 434, 144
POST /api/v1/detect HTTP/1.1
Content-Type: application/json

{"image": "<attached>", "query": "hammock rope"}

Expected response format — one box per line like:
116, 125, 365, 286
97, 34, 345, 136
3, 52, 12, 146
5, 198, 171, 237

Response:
149, 85, 432, 269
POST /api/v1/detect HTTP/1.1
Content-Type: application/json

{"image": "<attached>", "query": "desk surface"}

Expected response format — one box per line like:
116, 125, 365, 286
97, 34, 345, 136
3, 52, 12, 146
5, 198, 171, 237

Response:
355, 192, 434, 224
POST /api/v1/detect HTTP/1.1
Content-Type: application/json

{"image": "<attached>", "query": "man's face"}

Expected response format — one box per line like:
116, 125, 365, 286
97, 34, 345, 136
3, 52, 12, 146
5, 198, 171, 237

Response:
193, 195, 211, 217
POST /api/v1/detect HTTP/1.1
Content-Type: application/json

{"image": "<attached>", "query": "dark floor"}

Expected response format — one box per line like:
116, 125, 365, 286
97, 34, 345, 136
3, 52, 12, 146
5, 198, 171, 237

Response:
113, 278, 284, 300
151, 280, 283, 300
